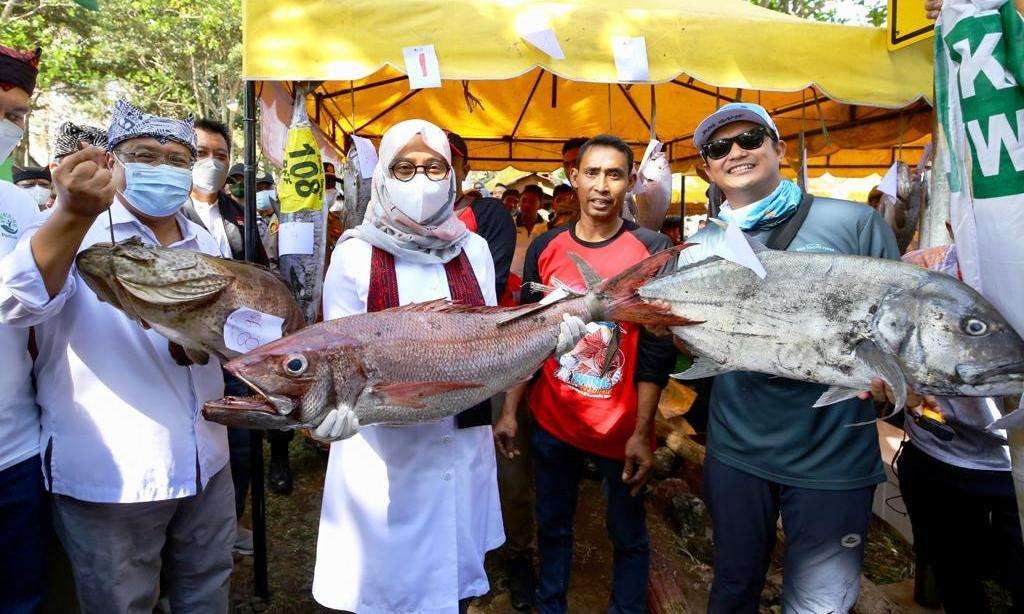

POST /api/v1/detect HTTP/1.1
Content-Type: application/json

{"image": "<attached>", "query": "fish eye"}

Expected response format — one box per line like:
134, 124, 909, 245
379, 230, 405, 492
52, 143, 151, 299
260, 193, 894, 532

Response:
962, 318, 989, 336
282, 354, 308, 376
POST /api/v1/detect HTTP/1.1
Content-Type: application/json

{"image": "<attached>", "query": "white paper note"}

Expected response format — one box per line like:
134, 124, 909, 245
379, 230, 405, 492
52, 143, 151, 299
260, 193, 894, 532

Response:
522, 28, 565, 59
403, 45, 442, 89
611, 36, 650, 82
351, 135, 378, 179
278, 221, 314, 256
714, 221, 767, 279
878, 161, 900, 200
223, 308, 285, 354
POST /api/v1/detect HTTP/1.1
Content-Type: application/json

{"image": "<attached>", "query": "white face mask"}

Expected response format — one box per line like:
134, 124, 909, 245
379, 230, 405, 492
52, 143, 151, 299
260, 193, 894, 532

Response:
0, 119, 24, 164
386, 174, 451, 224
22, 185, 51, 209
191, 158, 229, 193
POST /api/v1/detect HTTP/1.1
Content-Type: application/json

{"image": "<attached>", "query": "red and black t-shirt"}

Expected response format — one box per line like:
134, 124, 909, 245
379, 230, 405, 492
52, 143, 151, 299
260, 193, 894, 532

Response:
456, 195, 516, 299
522, 220, 676, 460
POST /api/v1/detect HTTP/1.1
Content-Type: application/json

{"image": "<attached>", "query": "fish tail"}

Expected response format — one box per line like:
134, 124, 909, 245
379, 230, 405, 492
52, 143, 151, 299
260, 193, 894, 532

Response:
597, 244, 700, 327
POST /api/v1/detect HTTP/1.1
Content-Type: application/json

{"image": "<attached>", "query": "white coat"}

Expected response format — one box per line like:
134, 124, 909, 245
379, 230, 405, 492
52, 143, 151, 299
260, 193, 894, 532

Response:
312, 234, 505, 613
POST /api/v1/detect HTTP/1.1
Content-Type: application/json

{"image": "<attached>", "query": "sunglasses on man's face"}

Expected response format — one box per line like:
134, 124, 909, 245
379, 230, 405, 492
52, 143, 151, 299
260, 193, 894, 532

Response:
701, 126, 775, 160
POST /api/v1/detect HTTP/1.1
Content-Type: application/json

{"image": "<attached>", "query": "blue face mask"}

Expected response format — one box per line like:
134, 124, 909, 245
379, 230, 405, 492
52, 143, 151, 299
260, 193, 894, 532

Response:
718, 179, 802, 231
118, 160, 193, 218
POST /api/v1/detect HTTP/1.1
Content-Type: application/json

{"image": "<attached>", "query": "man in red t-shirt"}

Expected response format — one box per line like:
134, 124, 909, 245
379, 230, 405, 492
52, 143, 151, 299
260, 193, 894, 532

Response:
494, 134, 677, 613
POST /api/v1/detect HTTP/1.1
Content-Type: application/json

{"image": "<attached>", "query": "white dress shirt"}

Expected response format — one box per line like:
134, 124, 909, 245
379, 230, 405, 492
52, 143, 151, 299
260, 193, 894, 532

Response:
189, 196, 230, 255
312, 233, 505, 614
0, 200, 229, 503
0, 181, 43, 473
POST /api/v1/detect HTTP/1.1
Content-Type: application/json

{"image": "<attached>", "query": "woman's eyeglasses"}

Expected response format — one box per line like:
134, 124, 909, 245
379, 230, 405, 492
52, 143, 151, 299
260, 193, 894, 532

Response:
389, 160, 450, 182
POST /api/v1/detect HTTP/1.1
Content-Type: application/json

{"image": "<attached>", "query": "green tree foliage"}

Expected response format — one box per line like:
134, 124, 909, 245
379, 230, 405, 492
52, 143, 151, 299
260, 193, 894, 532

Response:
750, 0, 888, 26
1, 0, 242, 123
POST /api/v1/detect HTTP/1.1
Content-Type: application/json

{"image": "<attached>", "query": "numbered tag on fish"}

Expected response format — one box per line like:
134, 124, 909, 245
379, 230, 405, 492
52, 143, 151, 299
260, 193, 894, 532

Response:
224, 308, 285, 354
712, 220, 767, 279
279, 126, 325, 214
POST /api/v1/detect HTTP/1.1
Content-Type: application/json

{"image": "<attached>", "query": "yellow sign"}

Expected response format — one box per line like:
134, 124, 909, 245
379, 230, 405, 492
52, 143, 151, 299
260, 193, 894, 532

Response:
887, 0, 935, 50
278, 125, 325, 214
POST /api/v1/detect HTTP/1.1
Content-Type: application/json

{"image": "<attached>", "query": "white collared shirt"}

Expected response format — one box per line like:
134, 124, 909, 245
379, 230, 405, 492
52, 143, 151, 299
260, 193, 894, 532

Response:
0, 181, 43, 473
190, 196, 230, 255
0, 200, 229, 503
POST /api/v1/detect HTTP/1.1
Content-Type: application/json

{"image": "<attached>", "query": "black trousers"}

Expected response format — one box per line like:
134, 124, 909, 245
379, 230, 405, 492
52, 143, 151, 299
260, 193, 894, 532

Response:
897, 442, 1024, 613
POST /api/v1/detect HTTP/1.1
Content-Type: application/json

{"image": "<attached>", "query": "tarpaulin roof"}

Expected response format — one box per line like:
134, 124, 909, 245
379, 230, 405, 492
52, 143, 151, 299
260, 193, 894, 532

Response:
244, 0, 935, 176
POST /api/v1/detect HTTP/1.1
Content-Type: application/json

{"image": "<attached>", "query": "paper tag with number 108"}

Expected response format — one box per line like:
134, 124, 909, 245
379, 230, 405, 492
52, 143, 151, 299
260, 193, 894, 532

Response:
279, 125, 325, 214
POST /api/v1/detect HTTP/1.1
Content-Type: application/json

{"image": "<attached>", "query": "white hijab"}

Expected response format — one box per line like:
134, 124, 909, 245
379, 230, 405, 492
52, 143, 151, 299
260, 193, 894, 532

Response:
342, 119, 469, 264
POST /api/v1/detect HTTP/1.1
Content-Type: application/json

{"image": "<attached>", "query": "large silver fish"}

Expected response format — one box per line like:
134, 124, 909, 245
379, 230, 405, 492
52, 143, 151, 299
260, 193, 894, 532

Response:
919, 132, 953, 250
639, 243, 1024, 413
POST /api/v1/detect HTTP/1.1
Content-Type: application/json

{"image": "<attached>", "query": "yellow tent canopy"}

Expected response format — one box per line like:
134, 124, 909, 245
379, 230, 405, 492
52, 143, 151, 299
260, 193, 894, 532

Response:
244, 0, 934, 176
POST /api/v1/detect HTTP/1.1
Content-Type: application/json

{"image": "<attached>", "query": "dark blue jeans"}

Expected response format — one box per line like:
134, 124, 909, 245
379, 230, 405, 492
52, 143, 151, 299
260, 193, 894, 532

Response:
533, 426, 649, 614
704, 453, 875, 614
0, 456, 48, 613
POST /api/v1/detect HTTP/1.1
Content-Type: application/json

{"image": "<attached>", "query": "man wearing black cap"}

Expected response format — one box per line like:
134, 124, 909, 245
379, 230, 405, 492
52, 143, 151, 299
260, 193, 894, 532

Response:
0, 43, 49, 613
13, 166, 54, 210
226, 164, 280, 265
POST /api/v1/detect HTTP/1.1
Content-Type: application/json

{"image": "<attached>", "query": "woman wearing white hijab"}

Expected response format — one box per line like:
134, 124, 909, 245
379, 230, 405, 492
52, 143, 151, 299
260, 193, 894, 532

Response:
312, 120, 505, 613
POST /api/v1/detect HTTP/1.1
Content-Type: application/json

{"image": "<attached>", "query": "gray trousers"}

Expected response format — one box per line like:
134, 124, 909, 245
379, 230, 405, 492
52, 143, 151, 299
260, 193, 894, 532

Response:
492, 393, 535, 555
52, 465, 235, 614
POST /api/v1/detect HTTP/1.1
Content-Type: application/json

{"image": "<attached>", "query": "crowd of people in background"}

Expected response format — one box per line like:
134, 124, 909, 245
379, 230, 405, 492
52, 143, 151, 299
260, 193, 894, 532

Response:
1, 14, 1022, 613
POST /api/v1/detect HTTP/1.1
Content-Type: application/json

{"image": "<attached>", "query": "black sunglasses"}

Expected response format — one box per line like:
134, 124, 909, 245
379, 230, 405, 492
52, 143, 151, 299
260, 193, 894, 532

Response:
700, 126, 776, 160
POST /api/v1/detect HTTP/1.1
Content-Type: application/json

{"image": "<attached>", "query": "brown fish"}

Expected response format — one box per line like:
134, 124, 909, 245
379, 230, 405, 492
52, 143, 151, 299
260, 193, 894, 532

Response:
76, 237, 305, 365
202, 245, 695, 431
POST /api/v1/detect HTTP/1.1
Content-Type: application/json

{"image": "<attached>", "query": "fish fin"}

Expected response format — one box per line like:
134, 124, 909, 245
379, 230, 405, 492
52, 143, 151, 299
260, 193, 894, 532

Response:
599, 327, 621, 377
598, 244, 702, 328
370, 381, 485, 408
842, 339, 908, 427
118, 274, 232, 305
671, 357, 730, 380
383, 299, 509, 315
185, 347, 210, 365
855, 340, 908, 410
812, 385, 862, 408
567, 252, 603, 291
988, 409, 1024, 432
495, 301, 563, 326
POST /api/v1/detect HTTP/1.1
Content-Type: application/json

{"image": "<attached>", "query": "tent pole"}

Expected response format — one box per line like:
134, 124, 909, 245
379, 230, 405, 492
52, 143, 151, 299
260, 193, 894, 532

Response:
649, 85, 657, 142
243, 78, 270, 601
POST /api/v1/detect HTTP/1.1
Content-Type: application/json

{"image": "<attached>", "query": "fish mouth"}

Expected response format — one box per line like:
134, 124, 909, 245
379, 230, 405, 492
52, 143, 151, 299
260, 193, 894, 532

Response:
955, 361, 1024, 385
202, 396, 301, 430
229, 370, 297, 416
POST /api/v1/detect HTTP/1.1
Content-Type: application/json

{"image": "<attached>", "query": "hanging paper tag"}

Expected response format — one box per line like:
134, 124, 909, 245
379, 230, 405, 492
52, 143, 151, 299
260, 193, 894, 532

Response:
279, 125, 325, 214
351, 135, 379, 179
224, 308, 285, 354
278, 221, 315, 256
878, 162, 900, 200
713, 221, 767, 279
403, 45, 442, 89
612, 36, 650, 82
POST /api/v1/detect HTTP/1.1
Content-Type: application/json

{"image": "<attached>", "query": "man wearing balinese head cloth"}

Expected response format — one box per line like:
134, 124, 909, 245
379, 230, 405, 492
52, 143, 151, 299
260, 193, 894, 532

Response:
0, 43, 51, 613
0, 99, 235, 613
310, 119, 505, 613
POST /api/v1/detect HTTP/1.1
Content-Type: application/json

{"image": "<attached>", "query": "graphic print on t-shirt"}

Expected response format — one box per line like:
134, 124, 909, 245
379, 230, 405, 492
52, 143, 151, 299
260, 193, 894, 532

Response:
554, 320, 627, 399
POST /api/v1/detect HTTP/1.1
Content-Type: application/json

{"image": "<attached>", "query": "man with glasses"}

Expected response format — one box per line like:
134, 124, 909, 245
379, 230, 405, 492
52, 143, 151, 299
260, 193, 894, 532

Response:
678, 103, 898, 612
0, 99, 234, 612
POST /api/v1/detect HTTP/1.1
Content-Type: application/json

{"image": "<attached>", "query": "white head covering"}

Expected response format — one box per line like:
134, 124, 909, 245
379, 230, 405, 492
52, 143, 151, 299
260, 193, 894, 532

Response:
342, 119, 469, 264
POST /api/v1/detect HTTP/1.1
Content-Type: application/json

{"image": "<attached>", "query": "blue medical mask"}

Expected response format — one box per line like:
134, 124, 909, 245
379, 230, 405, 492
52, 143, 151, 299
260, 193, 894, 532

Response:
117, 159, 193, 218
256, 189, 276, 213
